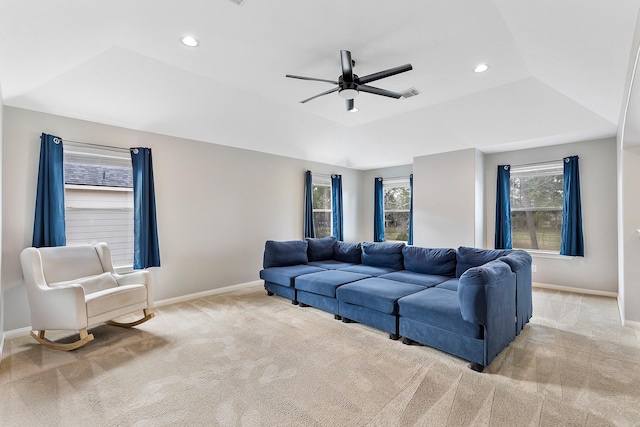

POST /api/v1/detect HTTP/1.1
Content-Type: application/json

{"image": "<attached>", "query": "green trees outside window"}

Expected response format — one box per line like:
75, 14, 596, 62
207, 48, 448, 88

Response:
510, 162, 563, 251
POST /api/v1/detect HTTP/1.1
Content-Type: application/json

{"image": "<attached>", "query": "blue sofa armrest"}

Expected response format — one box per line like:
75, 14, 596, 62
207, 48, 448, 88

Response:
458, 259, 516, 364
499, 250, 533, 334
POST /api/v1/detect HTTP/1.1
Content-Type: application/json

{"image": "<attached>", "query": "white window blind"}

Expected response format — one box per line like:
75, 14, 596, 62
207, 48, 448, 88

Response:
64, 144, 134, 267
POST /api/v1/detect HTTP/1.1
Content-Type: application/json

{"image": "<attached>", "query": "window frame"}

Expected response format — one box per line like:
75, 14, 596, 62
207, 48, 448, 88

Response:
63, 144, 134, 269
383, 178, 411, 243
509, 161, 564, 254
311, 175, 333, 238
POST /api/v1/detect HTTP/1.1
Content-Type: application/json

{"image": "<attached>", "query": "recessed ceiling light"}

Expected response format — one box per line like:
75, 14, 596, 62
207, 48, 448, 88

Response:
474, 63, 489, 73
181, 36, 200, 47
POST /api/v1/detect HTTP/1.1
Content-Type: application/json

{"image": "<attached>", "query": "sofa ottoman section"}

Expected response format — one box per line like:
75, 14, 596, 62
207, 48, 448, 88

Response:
260, 265, 325, 304
295, 270, 371, 319
336, 277, 427, 339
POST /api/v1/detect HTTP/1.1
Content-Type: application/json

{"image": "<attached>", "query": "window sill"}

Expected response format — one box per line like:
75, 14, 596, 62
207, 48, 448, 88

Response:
523, 250, 574, 260
114, 265, 134, 274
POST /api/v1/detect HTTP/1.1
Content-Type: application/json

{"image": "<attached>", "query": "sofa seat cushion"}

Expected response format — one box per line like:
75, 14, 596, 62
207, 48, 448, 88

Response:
295, 270, 371, 298
398, 288, 482, 339
379, 271, 451, 287
336, 278, 426, 315
402, 246, 457, 276
361, 242, 405, 270
308, 260, 355, 270
260, 265, 325, 287
306, 236, 337, 261
50, 272, 119, 294
85, 284, 147, 318
338, 264, 398, 277
435, 278, 460, 292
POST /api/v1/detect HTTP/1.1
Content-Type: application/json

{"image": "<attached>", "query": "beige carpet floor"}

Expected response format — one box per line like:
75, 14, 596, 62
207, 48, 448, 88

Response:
1, 285, 640, 426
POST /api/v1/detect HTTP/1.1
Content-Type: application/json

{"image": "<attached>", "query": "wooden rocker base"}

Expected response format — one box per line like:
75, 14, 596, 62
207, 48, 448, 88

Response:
31, 329, 94, 351
107, 309, 155, 328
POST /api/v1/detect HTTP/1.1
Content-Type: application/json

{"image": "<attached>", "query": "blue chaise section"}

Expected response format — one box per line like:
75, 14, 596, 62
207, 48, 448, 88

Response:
398, 259, 516, 370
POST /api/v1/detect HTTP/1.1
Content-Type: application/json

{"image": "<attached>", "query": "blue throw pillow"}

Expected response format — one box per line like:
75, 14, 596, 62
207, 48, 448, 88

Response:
333, 241, 362, 264
263, 240, 308, 269
403, 246, 456, 276
455, 246, 510, 278
361, 242, 405, 270
306, 236, 337, 261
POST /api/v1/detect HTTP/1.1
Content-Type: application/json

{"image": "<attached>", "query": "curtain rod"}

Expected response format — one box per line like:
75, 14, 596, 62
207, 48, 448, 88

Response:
311, 173, 341, 179
62, 138, 131, 153
377, 175, 412, 180
508, 159, 566, 168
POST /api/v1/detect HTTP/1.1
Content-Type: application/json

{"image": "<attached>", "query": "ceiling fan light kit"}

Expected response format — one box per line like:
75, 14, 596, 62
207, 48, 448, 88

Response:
286, 50, 414, 111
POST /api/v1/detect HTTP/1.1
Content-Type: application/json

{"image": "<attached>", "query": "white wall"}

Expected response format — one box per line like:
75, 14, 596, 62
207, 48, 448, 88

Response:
0, 82, 4, 354
412, 148, 484, 248
617, 9, 640, 325
485, 138, 618, 294
1, 107, 364, 330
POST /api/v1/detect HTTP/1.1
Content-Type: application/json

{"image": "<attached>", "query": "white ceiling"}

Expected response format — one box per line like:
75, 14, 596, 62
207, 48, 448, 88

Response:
1, 0, 639, 169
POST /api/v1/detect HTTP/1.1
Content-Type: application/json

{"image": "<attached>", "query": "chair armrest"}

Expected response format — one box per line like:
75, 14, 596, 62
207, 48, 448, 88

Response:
29, 284, 88, 330
113, 270, 154, 308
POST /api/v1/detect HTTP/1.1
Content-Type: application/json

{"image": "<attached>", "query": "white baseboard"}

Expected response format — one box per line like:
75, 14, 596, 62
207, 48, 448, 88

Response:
4, 326, 32, 340
153, 280, 263, 307
622, 318, 640, 330
533, 282, 618, 298
2, 281, 264, 339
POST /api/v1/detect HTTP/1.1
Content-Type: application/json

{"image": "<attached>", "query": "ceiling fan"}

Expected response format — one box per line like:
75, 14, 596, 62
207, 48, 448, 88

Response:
286, 50, 413, 111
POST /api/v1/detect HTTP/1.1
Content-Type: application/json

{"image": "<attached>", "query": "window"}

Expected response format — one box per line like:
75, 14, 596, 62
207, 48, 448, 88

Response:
384, 179, 411, 242
64, 144, 134, 267
510, 161, 563, 251
312, 176, 332, 238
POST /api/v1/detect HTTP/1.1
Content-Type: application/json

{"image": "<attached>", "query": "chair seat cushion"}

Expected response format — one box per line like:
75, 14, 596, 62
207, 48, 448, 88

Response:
379, 270, 451, 287
336, 278, 426, 315
260, 265, 326, 287
50, 272, 119, 294
398, 288, 482, 339
295, 270, 371, 298
85, 284, 148, 318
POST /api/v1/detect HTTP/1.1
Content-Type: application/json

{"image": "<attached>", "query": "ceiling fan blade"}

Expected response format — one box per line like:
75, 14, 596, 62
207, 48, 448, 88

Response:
357, 64, 413, 85
300, 87, 339, 103
346, 99, 355, 111
286, 74, 338, 84
340, 50, 354, 82
358, 85, 403, 99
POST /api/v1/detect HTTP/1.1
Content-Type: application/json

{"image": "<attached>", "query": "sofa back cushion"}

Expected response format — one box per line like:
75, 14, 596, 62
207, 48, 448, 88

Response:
403, 246, 456, 277
263, 240, 308, 269
306, 236, 337, 261
361, 242, 405, 270
333, 241, 362, 264
455, 246, 510, 278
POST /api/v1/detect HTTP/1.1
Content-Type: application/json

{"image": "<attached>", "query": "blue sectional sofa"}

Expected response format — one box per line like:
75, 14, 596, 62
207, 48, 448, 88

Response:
259, 237, 532, 371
